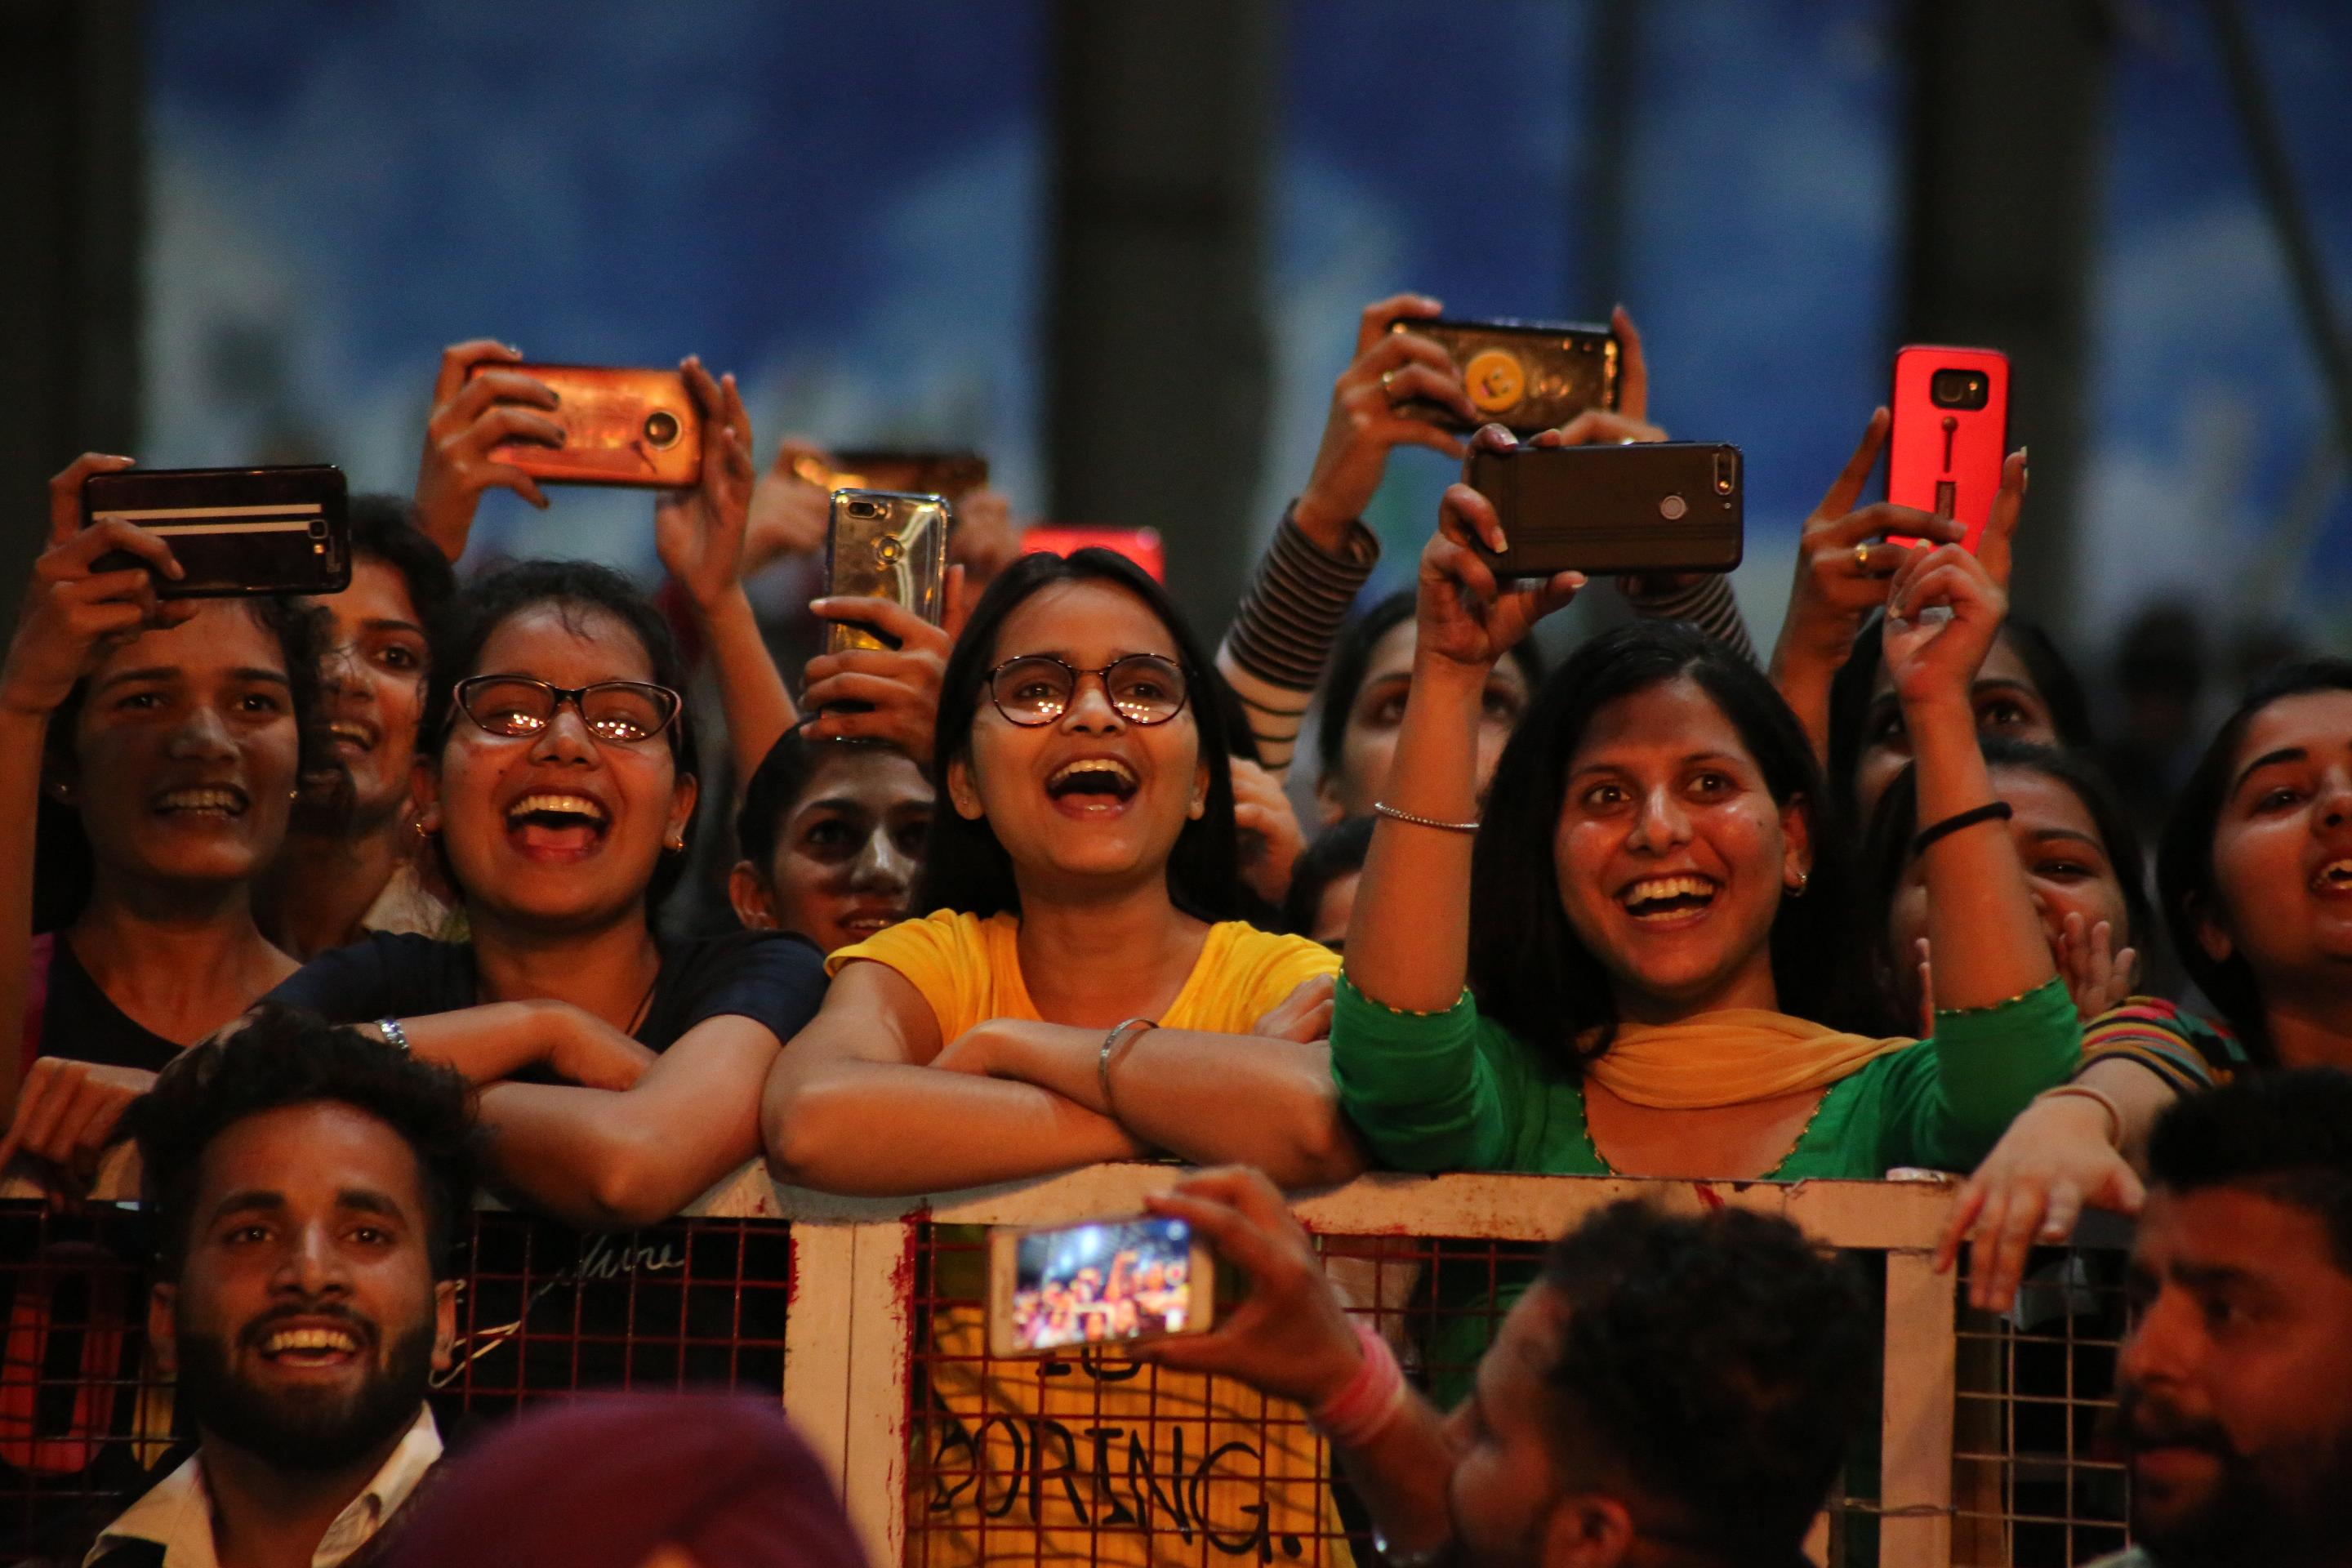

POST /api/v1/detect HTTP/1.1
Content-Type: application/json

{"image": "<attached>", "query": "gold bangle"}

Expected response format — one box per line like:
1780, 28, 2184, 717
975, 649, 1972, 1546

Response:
2034, 1084, 2125, 1147
1373, 801, 1479, 835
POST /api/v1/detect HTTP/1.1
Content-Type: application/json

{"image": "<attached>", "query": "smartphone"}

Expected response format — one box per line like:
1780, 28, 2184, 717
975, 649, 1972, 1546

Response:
1019, 524, 1167, 583
1387, 317, 1619, 435
82, 465, 351, 599
1888, 345, 2009, 550
793, 448, 989, 502
466, 363, 703, 488
1463, 441, 1743, 577
987, 1214, 1216, 1358
824, 489, 951, 653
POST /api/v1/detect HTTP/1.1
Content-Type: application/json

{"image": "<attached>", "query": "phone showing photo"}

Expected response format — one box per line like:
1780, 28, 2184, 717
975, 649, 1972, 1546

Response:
1888, 345, 2009, 550
987, 1214, 1216, 1358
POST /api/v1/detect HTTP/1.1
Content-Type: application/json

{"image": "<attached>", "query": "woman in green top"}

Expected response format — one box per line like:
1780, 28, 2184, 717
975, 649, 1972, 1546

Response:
1333, 425, 2079, 1188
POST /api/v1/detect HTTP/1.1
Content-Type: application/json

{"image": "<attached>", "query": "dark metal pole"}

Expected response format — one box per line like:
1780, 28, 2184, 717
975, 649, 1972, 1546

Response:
1575, 0, 1641, 315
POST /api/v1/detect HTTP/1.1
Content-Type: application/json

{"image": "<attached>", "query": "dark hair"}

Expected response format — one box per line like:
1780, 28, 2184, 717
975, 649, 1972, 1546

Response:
348, 493, 457, 632
1539, 1200, 1874, 1558
915, 548, 1241, 922
33, 595, 332, 933
128, 1003, 480, 1278
1313, 589, 1546, 789
2148, 1068, 2352, 1275
1856, 737, 2156, 1035
1826, 612, 2093, 820
2156, 658, 2352, 1060
425, 559, 701, 911
1282, 814, 1374, 939
1470, 620, 1864, 1062
735, 733, 924, 876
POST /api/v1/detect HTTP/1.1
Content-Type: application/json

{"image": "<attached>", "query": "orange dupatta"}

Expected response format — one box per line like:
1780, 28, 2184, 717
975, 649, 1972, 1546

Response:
1583, 1009, 1913, 1110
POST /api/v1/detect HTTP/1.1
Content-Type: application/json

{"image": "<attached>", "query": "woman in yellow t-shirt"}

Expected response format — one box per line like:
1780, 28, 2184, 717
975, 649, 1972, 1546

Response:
761, 546, 1361, 1196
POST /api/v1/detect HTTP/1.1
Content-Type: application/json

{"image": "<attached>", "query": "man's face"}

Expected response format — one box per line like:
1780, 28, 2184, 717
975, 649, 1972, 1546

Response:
2117, 1185, 2352, 1565
150, 1102, 457, 1473
1443, 1285, 1575, 1568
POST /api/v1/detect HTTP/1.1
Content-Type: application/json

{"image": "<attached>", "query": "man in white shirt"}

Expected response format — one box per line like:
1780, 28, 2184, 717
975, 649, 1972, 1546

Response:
84, 1005, 478, 1568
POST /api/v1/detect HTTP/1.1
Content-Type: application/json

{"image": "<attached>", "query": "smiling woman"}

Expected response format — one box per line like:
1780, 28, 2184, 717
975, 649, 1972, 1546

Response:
1, 454, 328, 1192
260, 559, 826, 1229
760, 547, 1362, 1197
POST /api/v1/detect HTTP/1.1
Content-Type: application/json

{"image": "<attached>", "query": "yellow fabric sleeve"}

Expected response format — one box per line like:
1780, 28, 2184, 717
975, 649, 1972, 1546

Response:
823, 909, 999, 1045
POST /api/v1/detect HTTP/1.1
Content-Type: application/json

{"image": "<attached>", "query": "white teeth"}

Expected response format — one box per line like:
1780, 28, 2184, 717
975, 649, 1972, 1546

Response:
2314, 860, 2352, 890
328, 723, 370, 744
508, 792, 608, 823
1049, 759, 1138, 788
263, 1326, 359, 1354
1623, 875, 1717, 906
155, 787, 244, 813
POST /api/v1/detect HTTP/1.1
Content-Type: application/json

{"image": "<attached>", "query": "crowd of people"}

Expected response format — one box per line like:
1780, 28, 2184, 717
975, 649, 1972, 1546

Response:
7, 294, 2351, 1566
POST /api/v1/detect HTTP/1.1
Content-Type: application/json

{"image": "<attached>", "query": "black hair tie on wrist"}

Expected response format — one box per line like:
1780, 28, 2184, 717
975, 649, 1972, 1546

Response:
1912, 800, 2014, 857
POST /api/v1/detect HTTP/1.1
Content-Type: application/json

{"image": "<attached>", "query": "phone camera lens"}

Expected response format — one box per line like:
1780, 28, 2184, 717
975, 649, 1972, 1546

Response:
1929, 368, 1991, 411
644, 410, 682, 448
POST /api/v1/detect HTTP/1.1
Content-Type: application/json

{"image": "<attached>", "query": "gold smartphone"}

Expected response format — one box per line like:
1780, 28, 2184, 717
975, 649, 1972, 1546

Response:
823, 489, 951, 653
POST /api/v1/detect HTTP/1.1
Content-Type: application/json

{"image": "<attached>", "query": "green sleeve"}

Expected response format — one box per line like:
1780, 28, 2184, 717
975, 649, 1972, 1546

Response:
1330, 973, 1528, 1172
1878, 976, 2082, 1170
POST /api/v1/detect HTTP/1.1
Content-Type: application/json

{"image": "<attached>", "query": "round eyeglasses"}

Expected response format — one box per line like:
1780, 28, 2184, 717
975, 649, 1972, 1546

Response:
453, 675, 683, 746
983, 654, 1190, 727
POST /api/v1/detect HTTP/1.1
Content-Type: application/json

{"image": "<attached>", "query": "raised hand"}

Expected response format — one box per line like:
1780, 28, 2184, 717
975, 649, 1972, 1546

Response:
413, 340, 563, 561
652, 357, 757, 616
947, 486, 1021, 588
1880, 492, 2016, 713
800, 593, 958, 764
1291, 294, 1477, 548
1417, 426, 1584, 671
0, 1057, 155, 1196
2, 455, 197, 720
2053, 911, 2138, 1021
1937, 1092, 2145, 1312
1232, 756, 1308, 910
744, 437, 837, 576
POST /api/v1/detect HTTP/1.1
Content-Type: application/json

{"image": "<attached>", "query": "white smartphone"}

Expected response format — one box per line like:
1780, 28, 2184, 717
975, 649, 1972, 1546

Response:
986, 1214, 1217, 1358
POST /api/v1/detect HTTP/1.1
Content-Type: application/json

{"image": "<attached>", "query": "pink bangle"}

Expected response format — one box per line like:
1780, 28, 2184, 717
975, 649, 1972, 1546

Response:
1311, 1319, 1408, 1448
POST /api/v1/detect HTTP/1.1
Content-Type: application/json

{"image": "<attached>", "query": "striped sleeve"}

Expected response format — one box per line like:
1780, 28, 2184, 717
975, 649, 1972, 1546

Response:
2077, 997, 2238, 1095
1619, 574, 1757, 665
1215, 506, 1381, 777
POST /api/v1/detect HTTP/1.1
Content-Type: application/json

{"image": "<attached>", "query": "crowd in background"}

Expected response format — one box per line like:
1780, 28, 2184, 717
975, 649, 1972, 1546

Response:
9, 296, 2352, 1568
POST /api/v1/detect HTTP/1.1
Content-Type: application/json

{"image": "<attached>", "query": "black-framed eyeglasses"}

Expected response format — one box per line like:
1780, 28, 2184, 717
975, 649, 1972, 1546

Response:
983, 654, 1191, 728
453, 675, 683, 746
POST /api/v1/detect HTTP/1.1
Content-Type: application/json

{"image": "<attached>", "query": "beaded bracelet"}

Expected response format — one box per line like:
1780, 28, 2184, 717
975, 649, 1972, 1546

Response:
1374, 801, 1480, 835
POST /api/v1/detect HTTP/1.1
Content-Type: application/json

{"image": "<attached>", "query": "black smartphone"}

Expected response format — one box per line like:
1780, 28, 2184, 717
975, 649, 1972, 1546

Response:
1464, 442, 1743, 577
1387, 317, 1619, 434
82, 465, 352, 598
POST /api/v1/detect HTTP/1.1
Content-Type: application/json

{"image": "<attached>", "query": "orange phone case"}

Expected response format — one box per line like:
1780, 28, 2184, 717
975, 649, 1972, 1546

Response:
471, 363, 703, 488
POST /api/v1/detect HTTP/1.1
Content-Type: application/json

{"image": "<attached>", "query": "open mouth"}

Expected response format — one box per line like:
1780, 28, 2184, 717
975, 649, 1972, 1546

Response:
836, 904, 907, 937
506, 791, 611, 858
250, 1320, 368, 1371
1619, 873, 1721, 924
2312, 858, 2352, 895
151, 786, 250, 821
1045, 758, 1139, 812
326, 719, 376, 755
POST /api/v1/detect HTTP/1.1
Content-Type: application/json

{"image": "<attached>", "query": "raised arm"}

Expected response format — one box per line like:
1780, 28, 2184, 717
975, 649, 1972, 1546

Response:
1343, 429, 1582, 1012
760, 960, 1147, 1196
654, 357, 798, 784
412, 340, 562, 563
1216, 293, 1472, 777
1882, 452, 2057, 1012
1, 457, 195, 1117
473, 1014, 779, 1229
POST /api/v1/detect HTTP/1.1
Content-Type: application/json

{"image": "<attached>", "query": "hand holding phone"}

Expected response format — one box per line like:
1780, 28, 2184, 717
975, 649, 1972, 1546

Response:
415, 339, 564, 559
466, 361, 704, 489
1385, 314, 1620, 435
651, 358, 756, 617
988, 1212, 1216, 1357
824, 490, 951, 654
1888, 346, 2009, 551
82, 464, 351, 599
1463, 438, 1743, 577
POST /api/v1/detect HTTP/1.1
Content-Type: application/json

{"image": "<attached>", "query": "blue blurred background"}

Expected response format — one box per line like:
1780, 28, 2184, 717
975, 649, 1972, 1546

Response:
130, 0, 2352, 677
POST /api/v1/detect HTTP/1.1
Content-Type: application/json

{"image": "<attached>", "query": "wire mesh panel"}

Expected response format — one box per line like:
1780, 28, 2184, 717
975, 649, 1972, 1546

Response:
1951, 1242, 2133, 1567
0, 1200, 793, 1557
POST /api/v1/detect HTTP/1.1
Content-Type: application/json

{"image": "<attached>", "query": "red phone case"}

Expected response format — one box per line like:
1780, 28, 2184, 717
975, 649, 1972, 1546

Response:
1888, 346, 2009, 550
1020, 525, 1167, 583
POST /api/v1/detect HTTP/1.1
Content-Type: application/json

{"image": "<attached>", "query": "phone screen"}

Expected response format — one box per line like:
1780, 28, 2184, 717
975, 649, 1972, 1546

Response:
1012, 1216, 1195, 1353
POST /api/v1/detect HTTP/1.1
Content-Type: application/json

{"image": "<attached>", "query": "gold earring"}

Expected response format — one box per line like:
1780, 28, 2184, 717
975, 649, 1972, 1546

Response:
1789, 869, 1811, 897
664, 834, 686, 853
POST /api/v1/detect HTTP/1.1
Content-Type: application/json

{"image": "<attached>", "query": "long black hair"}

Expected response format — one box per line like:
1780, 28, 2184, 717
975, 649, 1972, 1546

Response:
1857, 737, 2157, 1036
1469, 620, 1863, 1066
425, 559, 701, 912
1826, 611, 2092, 819
2156, 658, 2352, 1063
915, 548, 1242, 923
33, 595, 332, 933
1314, 588, 1547, 790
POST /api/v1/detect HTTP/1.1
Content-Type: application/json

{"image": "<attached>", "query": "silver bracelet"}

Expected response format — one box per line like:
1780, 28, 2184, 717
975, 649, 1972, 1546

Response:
1373, 800, 1480, 835
376, 1017, 412, 1054
1098, 1018, 1156, 1117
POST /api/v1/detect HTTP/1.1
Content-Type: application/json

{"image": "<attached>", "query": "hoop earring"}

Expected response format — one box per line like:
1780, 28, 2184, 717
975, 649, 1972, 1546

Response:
1788, 869, 1811, 898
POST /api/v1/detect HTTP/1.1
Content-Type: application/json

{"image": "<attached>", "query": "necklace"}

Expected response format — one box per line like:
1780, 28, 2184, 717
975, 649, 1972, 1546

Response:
1577, 1080, 1835, 1181
625, 964, 660, 1037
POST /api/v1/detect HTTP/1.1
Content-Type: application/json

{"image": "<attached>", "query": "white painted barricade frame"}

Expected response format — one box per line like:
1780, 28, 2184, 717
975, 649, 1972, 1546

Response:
685, 1164, 1966, 1568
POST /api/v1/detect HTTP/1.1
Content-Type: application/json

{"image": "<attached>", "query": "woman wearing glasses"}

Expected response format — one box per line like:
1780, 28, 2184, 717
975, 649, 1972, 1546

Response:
265, 557, 826, 1227
760, 547, 1361, 1195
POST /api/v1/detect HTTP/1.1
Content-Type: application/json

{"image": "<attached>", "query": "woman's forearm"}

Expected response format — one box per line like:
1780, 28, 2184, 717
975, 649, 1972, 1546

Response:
1344, 657, 1486, 1012
702, 585, 799, 784
1908, 696, 2058, 1010
385, 1002, 568, 1085
0, 710, 48, 1116
1769, 651, 1838, 768
763, 1055, 1147, 1196
2076, 1055, 2183, 1172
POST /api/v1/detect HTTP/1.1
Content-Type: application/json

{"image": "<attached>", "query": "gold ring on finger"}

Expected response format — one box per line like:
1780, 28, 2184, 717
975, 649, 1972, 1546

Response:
1379, 368, 1401, 394
1854, 541, 1873, 573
